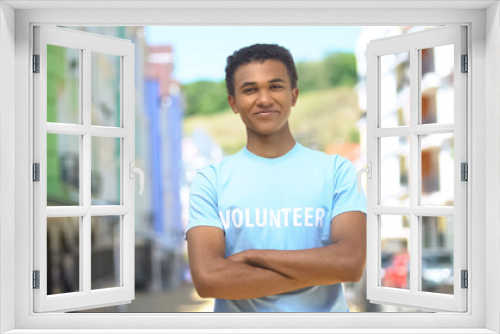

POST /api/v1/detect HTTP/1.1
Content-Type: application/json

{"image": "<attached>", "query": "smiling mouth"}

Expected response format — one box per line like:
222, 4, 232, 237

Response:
255, 110, 278, 116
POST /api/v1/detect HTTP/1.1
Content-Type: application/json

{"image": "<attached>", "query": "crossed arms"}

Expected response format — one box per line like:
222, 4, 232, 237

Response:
186, 211, 366, 300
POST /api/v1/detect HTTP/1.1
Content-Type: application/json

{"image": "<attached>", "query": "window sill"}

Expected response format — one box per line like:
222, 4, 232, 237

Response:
4, 329, 497, 334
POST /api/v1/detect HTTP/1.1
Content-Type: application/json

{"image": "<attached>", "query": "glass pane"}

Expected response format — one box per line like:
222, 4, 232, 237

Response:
420, 133, 454, 206
380, 52, 410, 127
47, 45, 80, 124
380, 136, 410, 206
91, 137, 121, 205
421, 216, 454, 294
47, 133, 80, 206
380, 215, 410, 290
91, 216, 121, 290
421, 44, 454, 124
47, 217, 80, 295
91, 52, 121, 127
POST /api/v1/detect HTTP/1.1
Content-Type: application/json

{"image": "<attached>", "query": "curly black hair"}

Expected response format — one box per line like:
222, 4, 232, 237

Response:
225, 44, 298, 96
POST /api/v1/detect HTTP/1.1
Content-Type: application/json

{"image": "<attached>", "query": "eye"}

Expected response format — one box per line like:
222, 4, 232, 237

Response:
270, 85, 283, 90
243, 87, 256, 94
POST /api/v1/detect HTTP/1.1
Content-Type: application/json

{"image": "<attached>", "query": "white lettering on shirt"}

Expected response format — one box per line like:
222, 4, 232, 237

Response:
304, 207, 314, 226
245, 208, 253, 227
219, 207, 327, 229
270, 209, 281, 228
293, 207, 302, 226
281, 208, 291, 227
256, 208, 267, 227
232, 208, 243, 228
218, 210, 231, 230
316, 208, 325, 227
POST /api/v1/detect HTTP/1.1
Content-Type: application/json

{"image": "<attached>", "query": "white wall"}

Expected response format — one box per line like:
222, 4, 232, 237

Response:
0, 2, 16, 333
485, 2, 500, 333
2, 4, 493, 332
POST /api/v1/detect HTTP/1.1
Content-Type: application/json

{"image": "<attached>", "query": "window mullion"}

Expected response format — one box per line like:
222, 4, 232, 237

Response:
33, 26, 49, 309
453, 26, 468, 312
82, 47, 92, 294
409, 46, 420, 295
122, 50, 135, 293
79, 54, 84, 291
82, 47, 91, 208
365, 48, 379, 297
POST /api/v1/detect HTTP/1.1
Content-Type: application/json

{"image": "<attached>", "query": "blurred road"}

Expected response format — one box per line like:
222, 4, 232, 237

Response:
78, 283, 215, 313
78, 281, 420, 313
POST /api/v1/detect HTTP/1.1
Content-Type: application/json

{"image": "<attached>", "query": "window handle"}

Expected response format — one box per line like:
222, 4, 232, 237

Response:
357, 162, 372, 194
129, 161, 145, 195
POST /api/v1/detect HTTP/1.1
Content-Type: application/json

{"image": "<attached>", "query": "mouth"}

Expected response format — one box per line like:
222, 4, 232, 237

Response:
254, 110, 278, 117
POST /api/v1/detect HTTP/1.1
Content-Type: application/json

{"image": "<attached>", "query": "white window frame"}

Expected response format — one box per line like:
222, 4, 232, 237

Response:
33, 25, 136, 313
366, 26, 468, 312
1, 1, 499, 333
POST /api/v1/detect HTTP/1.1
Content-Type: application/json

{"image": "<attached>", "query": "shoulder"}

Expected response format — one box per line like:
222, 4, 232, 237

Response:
299, 144, 350, 168
299, 145, 356, 179
331, 154, 355, 171
193, 164, 217, 186
298, 144, 331, 162
193, 150, 244, 183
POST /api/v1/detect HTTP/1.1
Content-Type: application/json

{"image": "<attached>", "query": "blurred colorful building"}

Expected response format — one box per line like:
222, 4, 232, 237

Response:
46, 26, 186, 296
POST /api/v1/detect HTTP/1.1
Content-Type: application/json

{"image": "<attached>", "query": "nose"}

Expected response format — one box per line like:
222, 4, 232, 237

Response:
256, 89, 273, 107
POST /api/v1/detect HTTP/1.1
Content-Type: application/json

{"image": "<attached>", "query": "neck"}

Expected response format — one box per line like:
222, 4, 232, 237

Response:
245, 126, 296, 158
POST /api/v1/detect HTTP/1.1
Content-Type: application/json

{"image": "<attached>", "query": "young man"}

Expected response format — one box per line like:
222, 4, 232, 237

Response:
186, 44, 366, 312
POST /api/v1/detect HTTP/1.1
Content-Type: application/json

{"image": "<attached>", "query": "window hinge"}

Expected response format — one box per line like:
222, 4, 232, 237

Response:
461, 162, 468, 181
461, 54, 468, 73
33, 163, 40, 182
33, 54, 40, 73
33, 270, 40, 289
461, 270, 468, 289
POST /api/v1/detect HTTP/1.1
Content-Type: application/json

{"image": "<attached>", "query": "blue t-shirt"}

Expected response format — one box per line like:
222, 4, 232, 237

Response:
186, 142, 366, 312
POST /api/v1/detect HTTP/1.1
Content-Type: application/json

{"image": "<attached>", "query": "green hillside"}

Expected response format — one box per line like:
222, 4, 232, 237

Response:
183, 86, 363, 156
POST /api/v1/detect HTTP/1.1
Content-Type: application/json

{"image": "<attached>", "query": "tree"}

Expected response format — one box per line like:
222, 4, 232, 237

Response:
323, 52, 357, 88
296, 52, 357, 94
181, 80, 228, 117
181, 52, 357, 117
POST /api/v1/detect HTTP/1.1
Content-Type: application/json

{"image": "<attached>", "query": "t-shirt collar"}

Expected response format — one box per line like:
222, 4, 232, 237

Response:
242, 141, 302, 163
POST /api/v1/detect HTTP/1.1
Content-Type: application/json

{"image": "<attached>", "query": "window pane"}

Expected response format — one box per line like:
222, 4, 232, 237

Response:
47, 45, 80, 124
47, 217, 80, 295
91, 216, 121, 290
421, 216, 454, 294
420, 133, 454, 206
380, 215, 410, 290
380, 136, 410, 206
380, 52, 410, 127
91, 137, 121, 205
421, 44, 454, 124
91, 52, 121, 127
47, 133, 80, 206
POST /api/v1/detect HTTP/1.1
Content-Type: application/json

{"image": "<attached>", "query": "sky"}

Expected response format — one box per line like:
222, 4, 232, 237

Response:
145, 26, 361, 84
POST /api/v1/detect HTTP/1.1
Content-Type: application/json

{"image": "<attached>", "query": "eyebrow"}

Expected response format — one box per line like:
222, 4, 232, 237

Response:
240, 78, 286, 89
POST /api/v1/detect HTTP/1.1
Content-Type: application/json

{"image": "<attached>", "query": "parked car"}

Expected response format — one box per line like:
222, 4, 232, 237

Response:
381, 253, 409, 289
422, 249, 454, 293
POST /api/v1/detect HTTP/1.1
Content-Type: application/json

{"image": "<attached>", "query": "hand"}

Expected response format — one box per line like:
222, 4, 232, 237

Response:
227, 249, 254, 264
226, 249, 271, 271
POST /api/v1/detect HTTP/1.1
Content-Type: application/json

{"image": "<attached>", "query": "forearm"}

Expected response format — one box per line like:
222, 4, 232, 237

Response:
239, 213, 367, 286
194, 257, 310, 300
241, 242, 365, 286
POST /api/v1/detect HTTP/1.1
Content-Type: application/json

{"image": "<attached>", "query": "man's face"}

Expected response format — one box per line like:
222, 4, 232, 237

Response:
228, 60, 299, 138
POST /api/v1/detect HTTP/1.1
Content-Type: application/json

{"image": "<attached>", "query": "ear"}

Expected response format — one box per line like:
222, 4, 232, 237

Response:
291, 88, 299, 107
228, 95, 238, 114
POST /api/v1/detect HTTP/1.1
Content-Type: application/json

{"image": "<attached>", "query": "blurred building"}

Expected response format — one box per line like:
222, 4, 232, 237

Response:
143, 44, 185, 292
46, 27, 186, 297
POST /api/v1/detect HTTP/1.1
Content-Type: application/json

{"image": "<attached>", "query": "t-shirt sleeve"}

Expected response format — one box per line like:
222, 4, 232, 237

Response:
330, 156, 367, 222
185, 166, 224, 240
